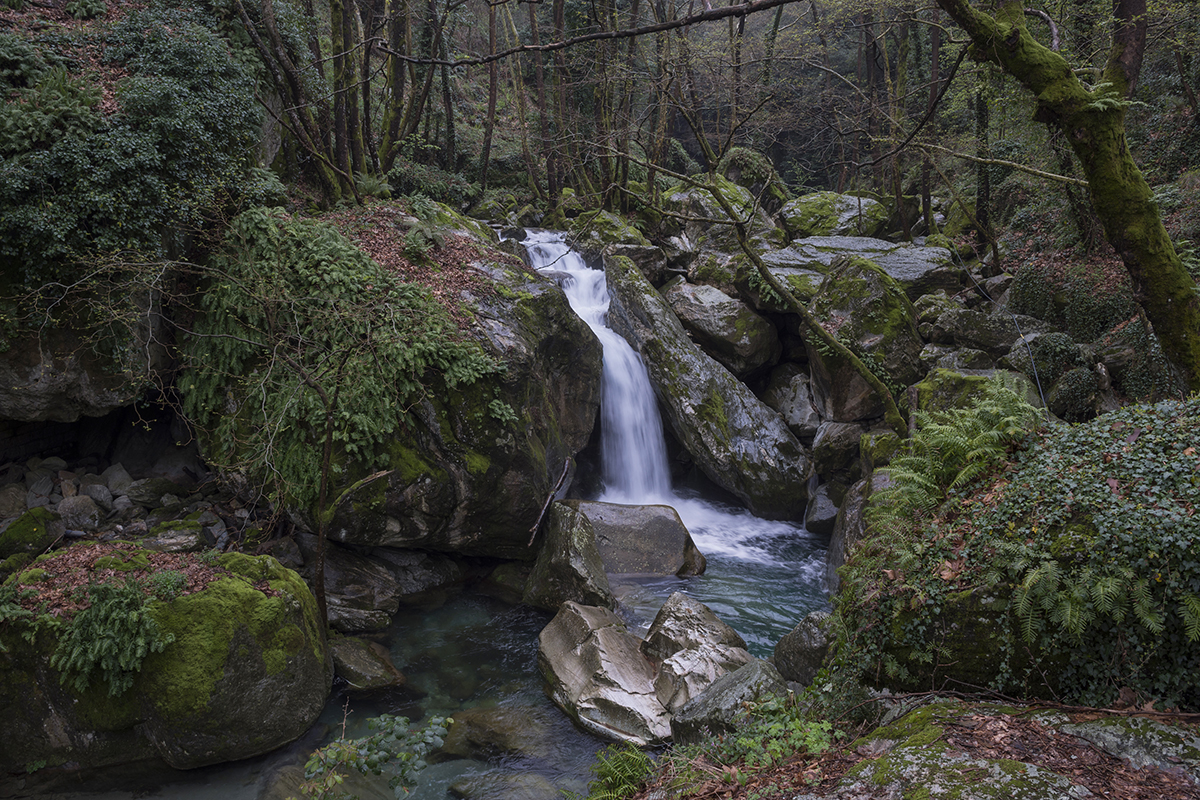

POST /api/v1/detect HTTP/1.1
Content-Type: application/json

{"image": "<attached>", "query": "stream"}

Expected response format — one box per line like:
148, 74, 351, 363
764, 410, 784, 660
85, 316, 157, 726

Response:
31, 232, 828, 800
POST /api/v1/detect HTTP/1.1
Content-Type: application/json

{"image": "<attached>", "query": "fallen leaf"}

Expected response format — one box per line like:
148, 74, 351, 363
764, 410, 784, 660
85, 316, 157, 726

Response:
1107, 477, 1121, 495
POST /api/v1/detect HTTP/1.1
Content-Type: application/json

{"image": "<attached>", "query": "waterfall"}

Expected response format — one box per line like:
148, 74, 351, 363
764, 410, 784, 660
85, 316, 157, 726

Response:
521, 230, 672, 503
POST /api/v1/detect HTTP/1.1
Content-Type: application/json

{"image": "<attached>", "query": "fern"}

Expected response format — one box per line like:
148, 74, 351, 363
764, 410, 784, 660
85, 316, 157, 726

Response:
565, 743, 654, 800
49, 579, 174, 697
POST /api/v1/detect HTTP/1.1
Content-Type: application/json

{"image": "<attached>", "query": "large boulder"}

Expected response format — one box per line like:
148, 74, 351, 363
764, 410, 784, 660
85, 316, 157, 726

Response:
780, 192, 888, 239
326, 257, 603, 559
567, 500, 705, 577
773, 610, 831, 685
537, 602, 671, 745
662, 281, 781, 378
926, 307, 1055, 357
662, 176, 783, 255
770, 236, 965, 299
523, 501, 616, 611
436, 704, 559, 762
604, 254, 811, 518
642, 592, 753, 712
0, 549, 331, 772
297, 535, 401, 633
804, 256, 924, 423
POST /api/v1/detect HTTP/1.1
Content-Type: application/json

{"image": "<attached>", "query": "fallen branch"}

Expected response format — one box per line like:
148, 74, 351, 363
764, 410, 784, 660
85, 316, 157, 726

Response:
528, 458, 571, 546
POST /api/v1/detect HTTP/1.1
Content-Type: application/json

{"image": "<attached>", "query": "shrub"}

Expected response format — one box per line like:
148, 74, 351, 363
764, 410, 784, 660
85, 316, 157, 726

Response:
298, 715, 450, 799
567, 743, 655, 800
65, 0, 106, 19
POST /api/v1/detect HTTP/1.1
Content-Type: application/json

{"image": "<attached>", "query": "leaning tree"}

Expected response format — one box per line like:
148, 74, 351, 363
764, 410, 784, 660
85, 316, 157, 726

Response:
934, 0, 1200, 392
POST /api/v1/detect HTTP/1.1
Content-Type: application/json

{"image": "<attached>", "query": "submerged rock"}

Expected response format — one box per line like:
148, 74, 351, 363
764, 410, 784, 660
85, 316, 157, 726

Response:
604, 254, 811, 518
437, 704, 559, 763
330, 635, 406, 692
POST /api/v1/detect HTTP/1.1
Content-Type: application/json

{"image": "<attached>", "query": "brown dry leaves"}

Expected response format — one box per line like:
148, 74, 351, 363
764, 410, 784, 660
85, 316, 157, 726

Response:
11, 541, 245, 620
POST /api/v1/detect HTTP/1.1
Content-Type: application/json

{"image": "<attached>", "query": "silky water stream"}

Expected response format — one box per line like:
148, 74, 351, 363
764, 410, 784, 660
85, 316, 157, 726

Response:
31, 232, 827, 800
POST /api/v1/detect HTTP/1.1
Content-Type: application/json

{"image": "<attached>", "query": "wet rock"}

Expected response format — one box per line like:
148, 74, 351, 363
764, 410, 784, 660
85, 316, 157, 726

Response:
642, 593, 753, 712
330, 636, 406, 692
298, 536, 401, 632
603, 243, 671, 286
524, 501, 615, 611
437, 704, 558, 762
371, 548, 464, 604
537, 601, 671, 745
605, 253, 811, 519
662, 282, 780, 378
449, 772, 561, 800
669, 659, 788, 745
826, 472, 892, 593
567, 500, 705, 577
812, 422, 868, 481
773, 610, 831, 685
663, 177, 783, 255
804, 484, 839, 538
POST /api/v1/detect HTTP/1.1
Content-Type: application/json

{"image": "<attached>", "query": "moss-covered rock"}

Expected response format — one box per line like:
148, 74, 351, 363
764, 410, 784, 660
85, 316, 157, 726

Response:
914, 368, 1043, 413
0, 507, 60, 559
0, 550, 331, 772
716, 147, 791, 213
780, 191, 888, 239
567, 209, 650, 255
662, 175, 784, 254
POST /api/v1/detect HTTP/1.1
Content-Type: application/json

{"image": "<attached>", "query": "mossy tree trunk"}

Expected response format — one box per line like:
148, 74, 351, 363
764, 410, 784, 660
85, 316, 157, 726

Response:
935, 0, 1200, 392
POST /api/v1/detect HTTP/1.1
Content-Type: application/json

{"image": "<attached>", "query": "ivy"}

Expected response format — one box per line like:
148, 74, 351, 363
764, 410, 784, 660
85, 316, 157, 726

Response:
297, 715, 450, 799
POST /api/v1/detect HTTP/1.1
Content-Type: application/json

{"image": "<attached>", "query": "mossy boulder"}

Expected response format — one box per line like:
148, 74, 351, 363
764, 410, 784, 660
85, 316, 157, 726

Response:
604, 254, 811, 519
0, 507, 61, 559
0, 550, 331, 772
716, 147, 791, 213
769, 236, 964, 300
662, 175, 784, 254
662, 281, 781, 378
913, 368, 1043, 414
807, 256, 925, 402
327, 257, 603, 560
523, 501, 615, 611
567, 209, 650, 256
780, 191, 888, 239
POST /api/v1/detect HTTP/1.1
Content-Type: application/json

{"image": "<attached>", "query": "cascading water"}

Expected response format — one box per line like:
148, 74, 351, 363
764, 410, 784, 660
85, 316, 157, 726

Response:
520, 230, 828, 651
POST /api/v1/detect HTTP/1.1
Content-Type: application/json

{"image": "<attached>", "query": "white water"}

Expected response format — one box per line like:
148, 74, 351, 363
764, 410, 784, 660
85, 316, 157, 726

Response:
519, 230, 824, 578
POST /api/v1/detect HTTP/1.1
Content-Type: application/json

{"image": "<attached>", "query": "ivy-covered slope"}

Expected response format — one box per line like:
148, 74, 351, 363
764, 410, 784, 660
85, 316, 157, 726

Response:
832, 392, 1200, 710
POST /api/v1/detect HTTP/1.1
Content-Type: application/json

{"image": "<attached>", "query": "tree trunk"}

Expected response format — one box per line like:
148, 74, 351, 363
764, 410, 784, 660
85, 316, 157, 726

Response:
478, 0, 498, 191
935, 0, 1200, 391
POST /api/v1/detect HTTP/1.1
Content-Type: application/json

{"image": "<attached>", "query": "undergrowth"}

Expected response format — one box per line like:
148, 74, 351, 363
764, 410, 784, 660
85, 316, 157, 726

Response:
832, 388, 1200, 710
297, 714, 450, 799
180, 208, 499, 512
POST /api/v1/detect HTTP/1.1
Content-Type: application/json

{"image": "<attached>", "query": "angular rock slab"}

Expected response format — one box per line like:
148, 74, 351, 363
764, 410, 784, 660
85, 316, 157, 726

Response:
642, 592, 753, 712
669, 659, 788, 745
662, 282, 780, 378
537, 601, 671, 745
604, 254, 811, 519
523, 501, 615, 611
773, 236, 965, 299
773, 610, 831, 685
567, 500, 705, 577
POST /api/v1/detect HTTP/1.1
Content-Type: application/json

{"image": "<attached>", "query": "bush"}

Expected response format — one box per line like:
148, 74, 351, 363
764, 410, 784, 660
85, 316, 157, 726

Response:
387, 159, 478, 208
0, 8, 260, 285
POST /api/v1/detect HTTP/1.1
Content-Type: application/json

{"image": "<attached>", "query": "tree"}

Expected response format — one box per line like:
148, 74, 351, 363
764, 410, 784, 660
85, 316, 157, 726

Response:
933, 0, 1200, 392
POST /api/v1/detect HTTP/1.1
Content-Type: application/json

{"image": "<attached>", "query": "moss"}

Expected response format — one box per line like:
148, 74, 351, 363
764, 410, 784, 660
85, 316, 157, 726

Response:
143, 561, 317, 720
696, 388, 730, 440
0, 508, 57, 558
0, 552, 31, 578
93, 551, 151, 571
14, 568, 48, 584
386, 439, 444, 484
150, 518, 202, 536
